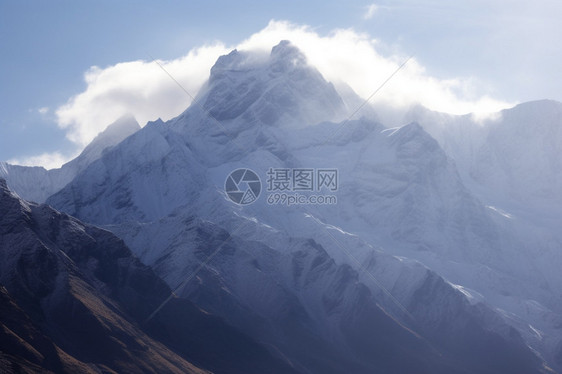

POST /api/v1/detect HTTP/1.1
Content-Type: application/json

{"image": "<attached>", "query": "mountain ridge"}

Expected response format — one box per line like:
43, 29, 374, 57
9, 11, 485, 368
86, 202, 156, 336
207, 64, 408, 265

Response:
0, 115, 141, 203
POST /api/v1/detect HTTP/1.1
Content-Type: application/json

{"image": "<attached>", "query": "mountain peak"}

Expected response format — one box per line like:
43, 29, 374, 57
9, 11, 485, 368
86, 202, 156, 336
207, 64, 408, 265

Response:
84, 114, 140, 151
105, 113, 140, 133
209, 49, 245, 79
67, 114, 140, 169
269, 40, 307, 73
510, 99, 562, 112
200, 40, 346, 126
209, 40, 307, 78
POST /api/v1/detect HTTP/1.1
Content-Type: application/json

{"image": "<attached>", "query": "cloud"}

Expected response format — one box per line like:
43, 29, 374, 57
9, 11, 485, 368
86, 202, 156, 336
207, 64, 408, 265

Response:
8, 151, 77, 170
237, 21, 513, 116
38, 107, 49, 115
56, 44, 229, 147
364, 4, 379, 19
55, 20, 513, 149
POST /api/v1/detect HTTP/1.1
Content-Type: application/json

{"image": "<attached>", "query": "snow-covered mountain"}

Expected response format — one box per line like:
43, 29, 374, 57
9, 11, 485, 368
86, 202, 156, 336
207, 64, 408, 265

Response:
37, 41, 561, 372
0, 114, 140, 203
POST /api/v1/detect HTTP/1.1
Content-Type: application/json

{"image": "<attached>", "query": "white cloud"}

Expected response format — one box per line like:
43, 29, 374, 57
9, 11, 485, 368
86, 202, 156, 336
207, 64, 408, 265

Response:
54, 20, 513, 150
38, 107, 49, 115
237, 21, 513, 116
56, 44, 229, 147
7, 151, 77, 170
364, 4, 379, 19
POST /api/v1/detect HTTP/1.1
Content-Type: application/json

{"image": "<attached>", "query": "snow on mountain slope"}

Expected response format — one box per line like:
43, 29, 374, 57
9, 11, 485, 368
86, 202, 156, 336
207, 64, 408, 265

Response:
280, 115, 562, 369
45, 41, 560, 372
109, 211, 547, 374
0, 114, 140, 203
401, 99, 562, 369
408, 100, 562, 207
286, 120, 499, 259
479, 100, 562, 202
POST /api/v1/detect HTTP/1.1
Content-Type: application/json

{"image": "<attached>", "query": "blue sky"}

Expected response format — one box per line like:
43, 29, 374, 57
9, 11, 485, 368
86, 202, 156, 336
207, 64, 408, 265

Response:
1, 0, 561, 168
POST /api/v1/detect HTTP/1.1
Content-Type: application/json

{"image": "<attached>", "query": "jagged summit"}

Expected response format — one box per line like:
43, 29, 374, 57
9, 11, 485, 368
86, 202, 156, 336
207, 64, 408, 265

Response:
210, 40, 308, 79
269, 40, 308, 73
209, 49, 245, 79
93, 113, 140, 142
199, 40, 347, 126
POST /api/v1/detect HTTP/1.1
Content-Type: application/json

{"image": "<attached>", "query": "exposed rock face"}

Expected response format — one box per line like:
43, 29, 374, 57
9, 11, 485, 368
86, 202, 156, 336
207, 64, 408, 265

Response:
0, 178, 298, 374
